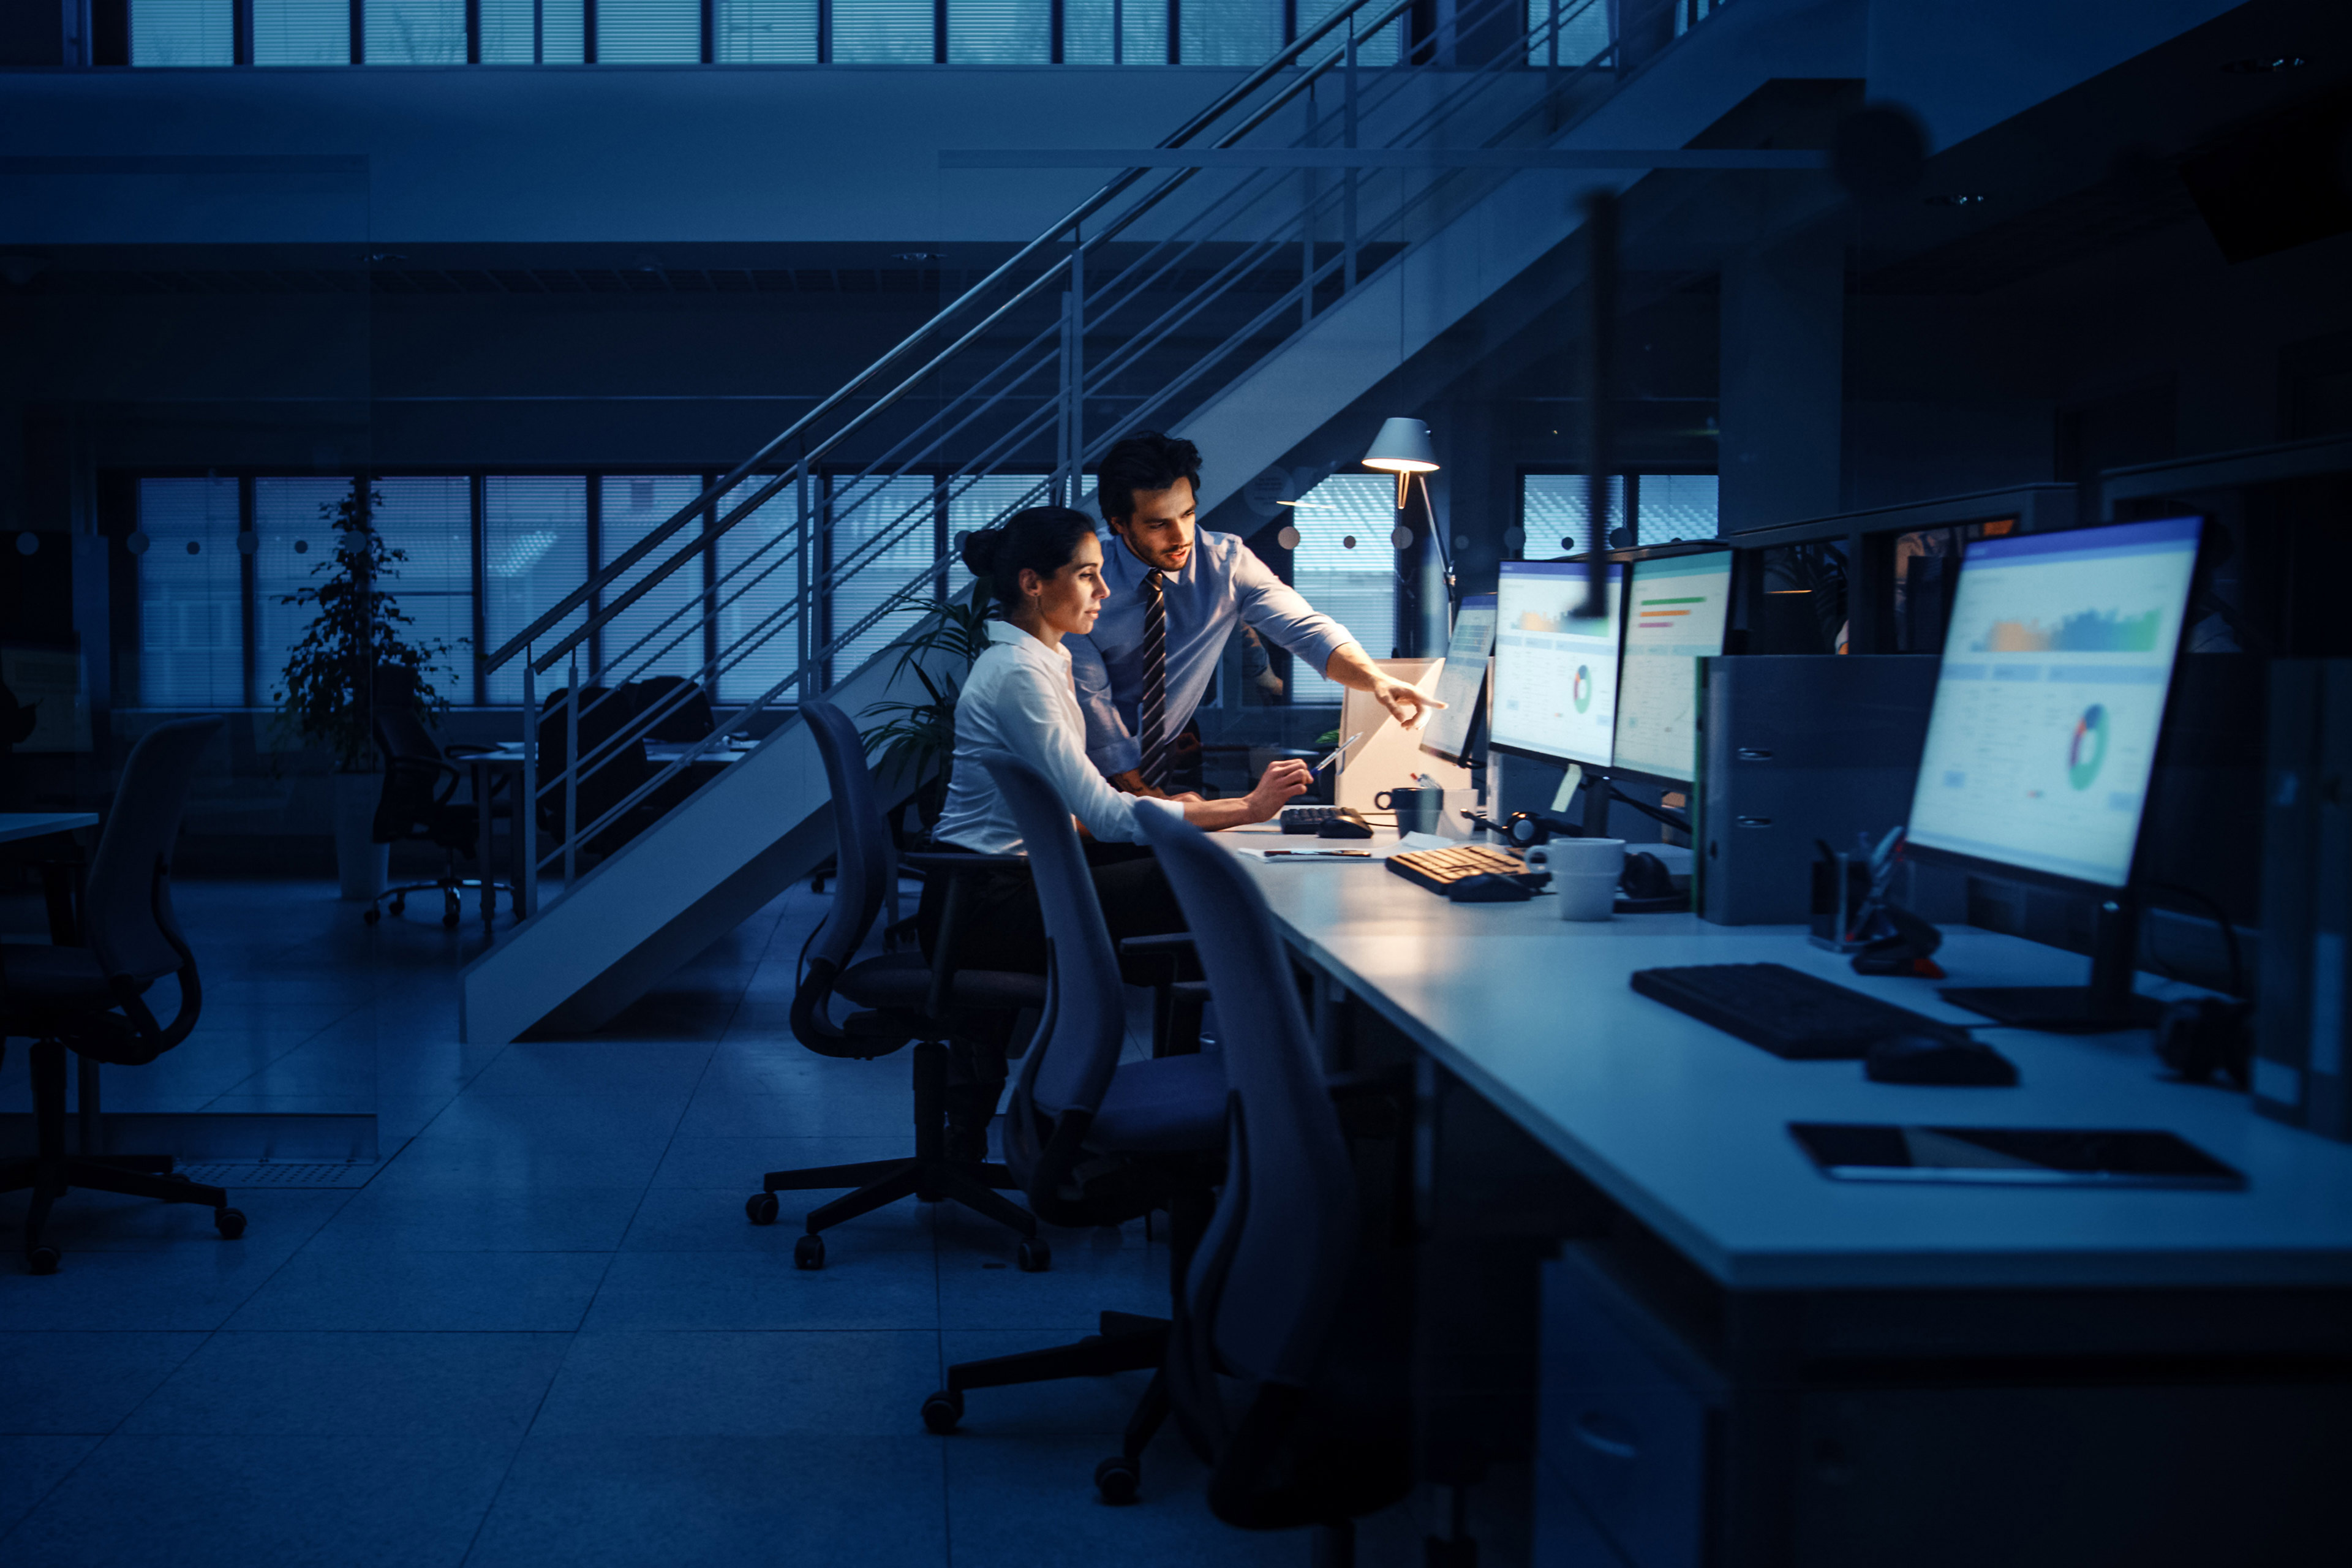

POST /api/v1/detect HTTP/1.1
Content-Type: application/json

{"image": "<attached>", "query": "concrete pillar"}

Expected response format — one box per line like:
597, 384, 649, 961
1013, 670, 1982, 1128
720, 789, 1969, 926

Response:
1718, 229, 1845, 533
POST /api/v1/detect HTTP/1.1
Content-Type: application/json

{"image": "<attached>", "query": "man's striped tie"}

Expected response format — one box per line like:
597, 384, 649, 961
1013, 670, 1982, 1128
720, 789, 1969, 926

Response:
1137, 569, 1171, 788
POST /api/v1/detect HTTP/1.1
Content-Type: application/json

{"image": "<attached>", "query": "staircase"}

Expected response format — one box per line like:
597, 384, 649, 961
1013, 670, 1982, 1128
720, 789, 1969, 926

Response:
459, 0, 1828, 1042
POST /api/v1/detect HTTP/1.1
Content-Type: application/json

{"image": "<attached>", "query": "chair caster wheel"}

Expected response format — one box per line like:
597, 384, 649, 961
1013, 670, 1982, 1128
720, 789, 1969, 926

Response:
442, 908, 461, 929
390, 897, 405, 916
215, 1207, 246, 1240
745, 1193, 780, 1226
920, 1390, 964, 1434
26, 1246, 61, 1276
1093, 1455, 1140, 1504
1016, 1237, 1052, 1273
363, 908, 381, 926
793, 1233, 826, 1270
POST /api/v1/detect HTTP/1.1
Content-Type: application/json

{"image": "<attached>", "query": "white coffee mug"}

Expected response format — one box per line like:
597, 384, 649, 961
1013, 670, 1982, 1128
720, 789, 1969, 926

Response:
1529, 838, 1624, 921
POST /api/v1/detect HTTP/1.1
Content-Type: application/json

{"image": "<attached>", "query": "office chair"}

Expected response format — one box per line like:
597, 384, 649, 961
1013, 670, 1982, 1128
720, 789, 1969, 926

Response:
536, 685, 696, 859
0, 717, 246, 1275
921, 750, 1230, 1501
1138, 807, 1414, 1564
624, 676, 716, 742
366, 668, 505, 928
744, 701, 1046, 1270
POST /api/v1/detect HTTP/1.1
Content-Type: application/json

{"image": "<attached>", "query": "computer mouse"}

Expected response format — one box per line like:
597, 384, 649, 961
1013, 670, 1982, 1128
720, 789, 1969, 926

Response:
1446, 873, 1536, 903
1864, 1033, 2019, 1087
1317, 812, 1374, 840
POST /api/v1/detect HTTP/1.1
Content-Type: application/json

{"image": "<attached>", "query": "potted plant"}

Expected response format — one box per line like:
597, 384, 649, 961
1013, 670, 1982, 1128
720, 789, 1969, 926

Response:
861, 586, 993, 831
270, 482, 461, 900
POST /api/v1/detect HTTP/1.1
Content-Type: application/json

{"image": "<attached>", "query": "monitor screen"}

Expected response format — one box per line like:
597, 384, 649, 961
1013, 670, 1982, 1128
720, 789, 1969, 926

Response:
1611, 552, 1733, 785
1493, 561, 1624, 767
1419, 593, 1497, 764
1907, 516, 2202, 889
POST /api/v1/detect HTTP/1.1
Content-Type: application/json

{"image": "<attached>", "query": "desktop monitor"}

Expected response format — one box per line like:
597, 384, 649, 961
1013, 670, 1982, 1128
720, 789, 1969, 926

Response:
1610, 551, 1733, 787
1420, 592, 1497, 766
1905, 514, 2204, 1026
1492, 561, 1624, 768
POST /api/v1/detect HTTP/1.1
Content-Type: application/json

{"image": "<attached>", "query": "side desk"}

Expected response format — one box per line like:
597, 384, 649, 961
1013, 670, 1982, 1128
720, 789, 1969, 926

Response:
1217, 824, 2352, 1567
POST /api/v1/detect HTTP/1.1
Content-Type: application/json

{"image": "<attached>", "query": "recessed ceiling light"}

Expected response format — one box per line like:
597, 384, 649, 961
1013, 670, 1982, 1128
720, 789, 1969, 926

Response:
1925, 193, 1989, 206
890, 251, 942, 262
2221, 56, 2307, 73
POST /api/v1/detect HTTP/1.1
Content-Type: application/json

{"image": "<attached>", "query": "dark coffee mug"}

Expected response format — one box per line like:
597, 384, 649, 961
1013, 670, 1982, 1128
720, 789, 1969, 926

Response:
1375, 785, 1443, 835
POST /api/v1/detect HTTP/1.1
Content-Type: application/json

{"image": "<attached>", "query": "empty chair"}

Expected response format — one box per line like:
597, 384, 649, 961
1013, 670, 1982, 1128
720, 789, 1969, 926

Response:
624, 676, 716, 742
368, 666, 506, 927
535, 684, 696, 858
920, 750, 1229, 1500
0, 717, 246, 1275
744, 700, 1047, 1269
1137, 806, 1414, 1561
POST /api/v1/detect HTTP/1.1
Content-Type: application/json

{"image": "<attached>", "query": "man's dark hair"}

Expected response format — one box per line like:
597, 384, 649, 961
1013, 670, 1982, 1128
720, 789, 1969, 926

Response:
1095, 432, 1202, 526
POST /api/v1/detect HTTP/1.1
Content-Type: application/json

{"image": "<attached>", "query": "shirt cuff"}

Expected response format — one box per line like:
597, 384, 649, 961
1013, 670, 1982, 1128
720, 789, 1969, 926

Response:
1291, 630, 1356, 682
1089, 736, 1143, 775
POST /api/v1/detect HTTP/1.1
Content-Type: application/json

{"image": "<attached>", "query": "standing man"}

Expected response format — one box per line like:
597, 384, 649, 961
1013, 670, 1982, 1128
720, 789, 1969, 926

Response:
1069, 431, 1441, 796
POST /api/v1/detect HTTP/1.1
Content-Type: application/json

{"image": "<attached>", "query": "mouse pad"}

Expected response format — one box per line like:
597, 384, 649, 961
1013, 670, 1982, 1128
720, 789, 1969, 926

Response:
1789, 1123, 2245, 1189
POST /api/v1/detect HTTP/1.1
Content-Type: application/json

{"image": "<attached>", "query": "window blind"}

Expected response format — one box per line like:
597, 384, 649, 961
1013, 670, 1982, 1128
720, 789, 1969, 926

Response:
595, 0, 702, 61
1296, 0, 1398, 66
130, 0, 234, 64
252, 478, 361, 712
1284, 474, 1395, 701
946, 0, 1049, 62
478, 0, 586, 61
1063, 0, 1167, 63
714, 0, 818, 59
712, 479, 804, 705
827, 475, 939, 682
1526, 0, 1611, 67
1179, 0, 1277, 67
597, 476, 708, 682
1638, 474, 1720, 542
946, 472, 1050, 605
365, 0, 466, 61
369, 478, 475, 700
830, 0, 933, 62
483, 477, 589, 705
136, 478, 245, 709
252, 0, 351, 62
1520, 473, 1624, 557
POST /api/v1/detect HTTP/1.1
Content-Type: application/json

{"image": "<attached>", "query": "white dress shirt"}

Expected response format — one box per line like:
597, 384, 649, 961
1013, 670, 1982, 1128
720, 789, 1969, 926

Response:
932, 621, 1187, 856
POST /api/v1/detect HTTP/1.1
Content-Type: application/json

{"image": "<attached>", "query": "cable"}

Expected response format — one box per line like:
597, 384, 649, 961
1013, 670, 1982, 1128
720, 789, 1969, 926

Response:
1608, 786, 1691, 835
2140, 881, 2247, 998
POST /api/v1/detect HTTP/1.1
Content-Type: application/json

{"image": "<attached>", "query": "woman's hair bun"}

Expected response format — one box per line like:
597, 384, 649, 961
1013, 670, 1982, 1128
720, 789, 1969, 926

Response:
958, 527, 1002, 577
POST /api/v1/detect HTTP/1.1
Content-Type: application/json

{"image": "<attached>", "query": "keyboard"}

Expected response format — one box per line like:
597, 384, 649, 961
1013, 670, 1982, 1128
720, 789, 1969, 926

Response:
1281, 805, 1370, 835
1629, 963, 1977, 1060
1386, 843, 1532, 894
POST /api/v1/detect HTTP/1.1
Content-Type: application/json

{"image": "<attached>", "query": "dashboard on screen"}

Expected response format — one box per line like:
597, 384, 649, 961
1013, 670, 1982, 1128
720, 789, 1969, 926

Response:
1493, 561, 1623, 767
1419, 594, 1497, 764
1611, 552, 1733, 786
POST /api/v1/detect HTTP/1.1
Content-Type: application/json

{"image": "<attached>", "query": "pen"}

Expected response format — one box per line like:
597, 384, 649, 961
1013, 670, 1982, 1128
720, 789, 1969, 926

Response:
1265, 850, 1373, 859
1312, 733, 1365, 775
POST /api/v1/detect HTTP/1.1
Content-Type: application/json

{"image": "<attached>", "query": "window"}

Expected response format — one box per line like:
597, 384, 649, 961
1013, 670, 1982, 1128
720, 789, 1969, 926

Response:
714, 0, 818, 59
136, 479, 244, 707
253, 477, 362, 712
947, 0, 1050, 62
1283, 474, 1395, 702
831, 0, 934, 61
1063, 0, 1167, 63
132, 0, 233, 64
1180, 0, 1278, 67
365, 0, 466, 61
826, 474, 940, 680
252, 0, 350, 62
1297, 0, 1398, 66
370, 478, 475, 699
1520, 473, 1717, 554
1525, 0, 1611, 66
598, 476, 708, 681
596, 0, 702, 60
480, 0, 587, 60
483, 477, 588, 704
713, 477, 804, 706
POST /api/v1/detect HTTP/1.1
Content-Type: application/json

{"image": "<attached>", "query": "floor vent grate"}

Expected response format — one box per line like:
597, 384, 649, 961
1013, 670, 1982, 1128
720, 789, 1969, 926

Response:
176, 1163, 377, 1189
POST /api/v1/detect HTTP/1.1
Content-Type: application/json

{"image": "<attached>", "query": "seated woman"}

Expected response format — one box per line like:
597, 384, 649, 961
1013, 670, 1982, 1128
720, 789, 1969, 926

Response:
925, 506, 1311, 1155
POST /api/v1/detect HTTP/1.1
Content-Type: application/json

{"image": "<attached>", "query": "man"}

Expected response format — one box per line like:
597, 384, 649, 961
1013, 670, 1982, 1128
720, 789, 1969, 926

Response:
1070, 432, 1441, 796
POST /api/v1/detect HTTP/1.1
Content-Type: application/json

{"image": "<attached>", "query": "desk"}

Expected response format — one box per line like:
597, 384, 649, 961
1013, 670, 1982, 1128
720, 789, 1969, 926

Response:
0, 812, 98, 845
1218, 823, 2352, 1566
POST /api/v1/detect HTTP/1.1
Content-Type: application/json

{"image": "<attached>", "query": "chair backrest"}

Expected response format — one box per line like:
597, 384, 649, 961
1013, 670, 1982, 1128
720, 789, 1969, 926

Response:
801, 698, 894, 974
628, 676, 715, 742
978, 749, 1125, 1123
83, 717, 222, 989
373, 669, 450, 843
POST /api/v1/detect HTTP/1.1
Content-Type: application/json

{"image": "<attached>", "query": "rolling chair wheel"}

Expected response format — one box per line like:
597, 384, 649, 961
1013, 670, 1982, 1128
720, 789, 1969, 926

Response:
214, 1207, 246, 1240
793, 1233, 826, 1270
363, 907, 381, 926
389, 895, 405, 916
26, 1246, 61, 1276
745, 1193, 780, 1226
1016, 1237, 1052, 1273
920, 1390, 964, 1434
1093, 1455, 1141, 1504
442, 897, 461, 929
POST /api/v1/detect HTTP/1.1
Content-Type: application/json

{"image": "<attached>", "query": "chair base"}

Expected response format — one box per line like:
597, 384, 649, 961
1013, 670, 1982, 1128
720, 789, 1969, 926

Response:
365, 876, 508, 929
926, 1310, 1173, 1502
748, 1040, 1038, 1267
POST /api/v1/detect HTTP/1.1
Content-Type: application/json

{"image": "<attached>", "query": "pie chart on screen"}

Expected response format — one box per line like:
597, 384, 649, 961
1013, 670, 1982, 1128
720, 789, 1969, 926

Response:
2067, 703, 2109, 791
1572, 665, 1593, 714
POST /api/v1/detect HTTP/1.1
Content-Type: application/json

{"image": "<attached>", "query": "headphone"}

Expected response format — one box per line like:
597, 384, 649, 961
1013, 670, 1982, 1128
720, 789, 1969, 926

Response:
2153, 997, 2254, 1088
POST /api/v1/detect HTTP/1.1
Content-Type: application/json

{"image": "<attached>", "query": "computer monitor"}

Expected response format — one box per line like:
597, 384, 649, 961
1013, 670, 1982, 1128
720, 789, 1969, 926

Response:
1610, 551, 1733, 788
1419, 592, 1497, 767
1491, 561, 1624, 768
1905, 514, 2204, 1028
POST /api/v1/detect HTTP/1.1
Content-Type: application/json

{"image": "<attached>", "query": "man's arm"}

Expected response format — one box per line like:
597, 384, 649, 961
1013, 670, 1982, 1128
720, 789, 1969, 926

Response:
1230, 541, 1444, 730
1066, 633, 1152, 788
1322, 640, 1444, 731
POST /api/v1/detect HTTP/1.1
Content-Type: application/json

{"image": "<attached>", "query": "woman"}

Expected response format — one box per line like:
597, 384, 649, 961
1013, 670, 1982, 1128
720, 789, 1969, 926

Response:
924, 507, 1311, 1157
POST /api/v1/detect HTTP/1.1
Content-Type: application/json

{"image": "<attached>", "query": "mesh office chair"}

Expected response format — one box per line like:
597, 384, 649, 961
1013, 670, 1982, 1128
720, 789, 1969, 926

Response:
1138, 808, 1414, 1562
0, 717, 246, 1275
744, 701, 1047, 1270
919, 751, 1229, 1499
367, 668, 503, 927
535, 685, 698, 859
624, 676, 715, 742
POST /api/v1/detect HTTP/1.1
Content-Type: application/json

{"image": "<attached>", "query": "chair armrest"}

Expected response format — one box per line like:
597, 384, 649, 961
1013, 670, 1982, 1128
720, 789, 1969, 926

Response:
908, 851, 1028, 1020
1118, 932, 1196, 956
444, 744, 494, 758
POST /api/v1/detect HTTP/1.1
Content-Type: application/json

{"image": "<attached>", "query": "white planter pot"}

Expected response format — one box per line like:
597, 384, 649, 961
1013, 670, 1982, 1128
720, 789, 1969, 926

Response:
333, 771, 390, 902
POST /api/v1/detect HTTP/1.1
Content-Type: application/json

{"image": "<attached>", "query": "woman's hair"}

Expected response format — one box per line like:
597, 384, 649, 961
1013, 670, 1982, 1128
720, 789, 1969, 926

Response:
958, 505, 1098, 611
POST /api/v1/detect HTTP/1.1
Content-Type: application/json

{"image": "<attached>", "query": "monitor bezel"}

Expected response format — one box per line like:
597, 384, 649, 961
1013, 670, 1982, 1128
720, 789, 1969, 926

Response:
1900, 514, 2208, 899
1419, 592, 1498, 767
1605, 548, 1736, 790
1490, 559, 1627, 770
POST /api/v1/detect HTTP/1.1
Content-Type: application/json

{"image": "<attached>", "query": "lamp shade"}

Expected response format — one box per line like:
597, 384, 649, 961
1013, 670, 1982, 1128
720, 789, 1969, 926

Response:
1361, 417, 1439, 473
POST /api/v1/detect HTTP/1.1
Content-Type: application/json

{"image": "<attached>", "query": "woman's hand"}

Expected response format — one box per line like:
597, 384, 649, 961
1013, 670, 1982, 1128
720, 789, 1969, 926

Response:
1242, 759, 1314, 823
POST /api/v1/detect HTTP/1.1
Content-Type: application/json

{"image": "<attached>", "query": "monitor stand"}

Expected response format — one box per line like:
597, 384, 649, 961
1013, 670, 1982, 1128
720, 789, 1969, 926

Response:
1941, 897, 2166, 1033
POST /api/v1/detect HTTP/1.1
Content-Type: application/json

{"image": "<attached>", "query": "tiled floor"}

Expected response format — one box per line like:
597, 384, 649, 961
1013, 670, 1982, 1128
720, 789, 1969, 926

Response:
0, 880, 1312, 1567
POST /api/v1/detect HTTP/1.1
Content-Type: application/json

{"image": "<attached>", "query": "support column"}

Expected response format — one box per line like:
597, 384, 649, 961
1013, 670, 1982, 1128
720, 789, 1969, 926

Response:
1717, 230, 1845, 533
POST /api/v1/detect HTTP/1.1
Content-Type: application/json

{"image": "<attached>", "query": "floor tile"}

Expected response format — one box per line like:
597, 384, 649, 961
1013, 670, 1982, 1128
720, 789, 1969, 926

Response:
621, 1184, 933, 1254
652, 1134, 905, 1189
123, 1331, 570, 1437
935, 1222, 1172, 1330
0, 1436, 101, 1537
465, 1434, 947, 1568
943, 1433, 1293, 1568
1, 1433, 515, 1568
304, 1183, 647, 1253
533, 1330, 938, 1436
0, 1332, 209, 1434
583, 1249, 941, 1332
674, 1090, 910, 1139
0, 1248, 293, 1332
224, 1251, 609, 1332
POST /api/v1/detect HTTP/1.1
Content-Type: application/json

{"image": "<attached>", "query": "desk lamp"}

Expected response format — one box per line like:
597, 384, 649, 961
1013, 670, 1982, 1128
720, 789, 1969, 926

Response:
1363, 418, 1457, 618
